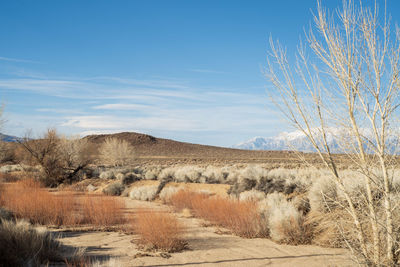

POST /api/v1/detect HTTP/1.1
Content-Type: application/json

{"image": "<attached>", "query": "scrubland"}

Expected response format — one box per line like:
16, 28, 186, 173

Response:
1, 159, 396, 265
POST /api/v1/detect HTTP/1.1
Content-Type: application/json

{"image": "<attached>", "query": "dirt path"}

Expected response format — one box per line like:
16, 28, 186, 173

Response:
57, 197, 353, 267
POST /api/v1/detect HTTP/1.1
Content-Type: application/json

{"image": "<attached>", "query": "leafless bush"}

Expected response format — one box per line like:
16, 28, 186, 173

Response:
98, 138, 134, 167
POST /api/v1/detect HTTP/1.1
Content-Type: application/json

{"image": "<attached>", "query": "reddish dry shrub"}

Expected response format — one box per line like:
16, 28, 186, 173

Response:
194, 197, 267, 238
79, 195, 126, 226
167, 189, 209, 211
0, 179, 75, 225
0, 179, 126, 227
134, 210, 186, 252
168, 189, 267, 238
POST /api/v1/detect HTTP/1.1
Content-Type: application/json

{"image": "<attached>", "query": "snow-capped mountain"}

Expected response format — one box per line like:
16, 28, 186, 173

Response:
233, 128, 400, 153
234, 131, 321, 152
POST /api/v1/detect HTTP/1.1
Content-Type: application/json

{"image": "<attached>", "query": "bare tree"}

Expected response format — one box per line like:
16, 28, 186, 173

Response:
57, 135, 92, 183
98, 137, 135, 167
18, 129, 92, 186
266, 0, 400, 265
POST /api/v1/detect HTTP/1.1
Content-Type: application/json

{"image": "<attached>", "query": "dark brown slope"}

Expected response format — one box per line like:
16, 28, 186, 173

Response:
84, 132, 308, 164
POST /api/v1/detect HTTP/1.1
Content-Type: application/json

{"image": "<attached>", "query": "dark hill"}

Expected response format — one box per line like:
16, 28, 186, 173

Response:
84, 132, 306, 164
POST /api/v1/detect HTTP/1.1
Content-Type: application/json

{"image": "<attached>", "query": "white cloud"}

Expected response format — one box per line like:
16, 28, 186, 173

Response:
61, 115, 201, 131
92, 103, 151, 110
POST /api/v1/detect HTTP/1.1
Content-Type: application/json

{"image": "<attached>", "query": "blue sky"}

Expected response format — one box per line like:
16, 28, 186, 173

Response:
0, 0, 398, 146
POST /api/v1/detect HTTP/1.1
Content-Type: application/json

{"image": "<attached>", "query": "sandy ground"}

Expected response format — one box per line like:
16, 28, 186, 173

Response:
55, 197, 353, 267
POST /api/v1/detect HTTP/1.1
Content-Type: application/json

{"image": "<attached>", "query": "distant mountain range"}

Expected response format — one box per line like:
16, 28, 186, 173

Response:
234, 131, 321, 152
233, 128, 400, 154
0, 133, 23, 142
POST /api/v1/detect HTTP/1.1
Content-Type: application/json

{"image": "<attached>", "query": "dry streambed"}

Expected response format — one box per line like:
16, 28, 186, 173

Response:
56, 198, 353, 267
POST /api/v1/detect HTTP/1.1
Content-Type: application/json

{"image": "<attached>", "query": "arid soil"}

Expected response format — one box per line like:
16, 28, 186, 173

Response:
56, 197, 353, 267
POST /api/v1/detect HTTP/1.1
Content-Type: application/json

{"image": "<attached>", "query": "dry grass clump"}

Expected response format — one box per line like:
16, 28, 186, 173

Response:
0, 179, 126, 227
79, 195, 126, 226
167, 189, 209, 211
0, 179, 76, 225
0, 219, 62, 266
195, 196, 268, 238
167, 189, 267, 238
134, 210, 187, 252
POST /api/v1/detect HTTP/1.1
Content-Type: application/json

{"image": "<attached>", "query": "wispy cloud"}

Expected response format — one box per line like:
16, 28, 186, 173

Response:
0, 56, 40, 64
61, 115, 201, 131
3, 71, 283, 146
92, 103, 151, 110
189, 68, 228, 74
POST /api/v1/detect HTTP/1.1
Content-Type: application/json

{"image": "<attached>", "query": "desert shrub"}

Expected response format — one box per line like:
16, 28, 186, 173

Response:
308, 175, 338, 213
174, 166, 202, 183
159, 186, 183, 202
201, 166, 228, 184
144, 168, 160, 180
0, 220, 62, 266
240, 165, 269, 180
0, 164, 24, 173
99, 170, 115, 180
79, 195, 126, 226
0, 142, 16, 163
0, 207, 13, 221
263, 192, 313, 245
103, 182, 124, 196
255, 177, 287, 194
121, 172, 140, 185
129, 185, 158, 201
115, 172, 125, 180
308, 210, 349, 248
91, 166, 106, 178
228, 178, 257, 196
86, 184, 97, 192
158, 167, 176, 180
99, 138, 134, 167
134, 210, 187, 252
239, 190, 266, 202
